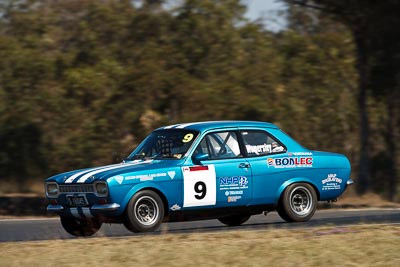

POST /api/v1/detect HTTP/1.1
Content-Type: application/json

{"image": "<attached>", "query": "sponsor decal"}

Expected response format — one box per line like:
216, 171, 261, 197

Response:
170, 204, 182, 211
125, 172, 167, 181
225, 190, 243, 196
267, 157, 313, 168
246, 144, 271, 154
114, 175, 124, 185
322, 173, 343, 191
167, 171, 176, 179
182, 167, 190, 172
228, 196, 242, 202
219, 176, 249, 191
288, 152, 313, 156
187, 166, 209, 172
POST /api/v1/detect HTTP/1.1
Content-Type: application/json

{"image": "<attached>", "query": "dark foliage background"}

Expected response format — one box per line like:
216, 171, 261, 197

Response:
0, 0, 398, 201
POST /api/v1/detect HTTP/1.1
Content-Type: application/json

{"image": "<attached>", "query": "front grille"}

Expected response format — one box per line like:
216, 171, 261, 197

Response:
59, 184, 94, 193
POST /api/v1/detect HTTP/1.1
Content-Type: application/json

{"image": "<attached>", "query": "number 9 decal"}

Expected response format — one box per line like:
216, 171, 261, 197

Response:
182, 133, 194, 143
194, 182, 207, 199
182, 165, 216, 207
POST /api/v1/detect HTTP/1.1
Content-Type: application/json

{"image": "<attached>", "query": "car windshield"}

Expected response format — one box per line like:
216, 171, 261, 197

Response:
128, 129, 199, 160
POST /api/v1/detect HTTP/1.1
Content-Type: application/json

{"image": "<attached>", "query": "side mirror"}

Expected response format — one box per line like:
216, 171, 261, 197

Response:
193, 153, 209, 164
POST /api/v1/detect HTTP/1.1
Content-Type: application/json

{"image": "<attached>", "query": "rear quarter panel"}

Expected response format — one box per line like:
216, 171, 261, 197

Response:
310, 151, 351, 201
273, 152, 351, 202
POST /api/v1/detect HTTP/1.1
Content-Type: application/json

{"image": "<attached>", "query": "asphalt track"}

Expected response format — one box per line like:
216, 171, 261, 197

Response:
1, 208, 399, 242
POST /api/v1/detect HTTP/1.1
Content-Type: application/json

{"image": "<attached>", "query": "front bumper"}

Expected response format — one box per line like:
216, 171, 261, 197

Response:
46, 203, 121, 218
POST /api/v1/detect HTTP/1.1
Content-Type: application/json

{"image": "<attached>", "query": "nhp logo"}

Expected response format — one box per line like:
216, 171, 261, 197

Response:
220, 176, 248, 188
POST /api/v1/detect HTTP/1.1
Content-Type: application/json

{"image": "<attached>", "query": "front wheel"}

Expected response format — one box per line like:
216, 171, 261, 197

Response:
60, 216, 102, 236
218, 214, 251, 226
124, 190, 165, 233
277, 183, 317, 222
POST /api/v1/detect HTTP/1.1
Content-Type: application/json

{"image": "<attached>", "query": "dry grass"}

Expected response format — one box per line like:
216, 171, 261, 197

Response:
1, 225, 399, 267
336, 187, 400, 208
0, 180, 44, 196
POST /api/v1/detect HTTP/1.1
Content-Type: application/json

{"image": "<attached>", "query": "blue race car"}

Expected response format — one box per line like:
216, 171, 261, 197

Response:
45, 121, 353, 236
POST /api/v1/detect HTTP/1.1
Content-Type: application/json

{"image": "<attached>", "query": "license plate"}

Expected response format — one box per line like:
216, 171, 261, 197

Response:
67, 196, 88, 207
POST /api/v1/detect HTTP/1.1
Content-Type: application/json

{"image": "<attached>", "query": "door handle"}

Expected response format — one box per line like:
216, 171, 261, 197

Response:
239, 163, 250, 168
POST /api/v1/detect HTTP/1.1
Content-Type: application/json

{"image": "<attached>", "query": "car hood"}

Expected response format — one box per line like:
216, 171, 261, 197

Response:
46, 159, 179, 184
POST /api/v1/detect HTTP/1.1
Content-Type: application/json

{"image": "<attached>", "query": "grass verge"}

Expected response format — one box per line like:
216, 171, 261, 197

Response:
1, 225, 399, 267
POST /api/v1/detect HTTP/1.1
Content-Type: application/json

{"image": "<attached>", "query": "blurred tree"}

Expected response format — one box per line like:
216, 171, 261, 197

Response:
0, 0, 391, 201
285, 0, 400, 200
275, 5, 358, 162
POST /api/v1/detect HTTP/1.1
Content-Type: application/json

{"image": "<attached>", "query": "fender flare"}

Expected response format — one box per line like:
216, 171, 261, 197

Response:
120, 182, 169, 214
274, 177, 320, 204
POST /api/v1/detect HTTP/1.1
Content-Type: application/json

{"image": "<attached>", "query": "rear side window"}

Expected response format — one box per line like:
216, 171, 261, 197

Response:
241, 130, 286, 157
195, 131, 242, 160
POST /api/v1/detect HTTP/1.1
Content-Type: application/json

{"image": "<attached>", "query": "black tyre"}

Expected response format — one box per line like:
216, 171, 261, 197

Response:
218, 214, 251, 226
124, 190, 164, 233
277, 183, 317, 222
60, 216, 102, 237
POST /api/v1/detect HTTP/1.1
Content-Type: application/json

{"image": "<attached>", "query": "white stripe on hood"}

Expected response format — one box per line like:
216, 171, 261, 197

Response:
75, 160, 153, 183
64, 164, 117, 184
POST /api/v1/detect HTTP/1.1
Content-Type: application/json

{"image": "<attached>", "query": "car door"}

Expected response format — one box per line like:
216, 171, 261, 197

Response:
239, 129, 288, 205
182, 130, 252, 209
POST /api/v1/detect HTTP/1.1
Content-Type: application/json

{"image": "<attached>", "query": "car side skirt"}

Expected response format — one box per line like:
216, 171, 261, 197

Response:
165, 204, 275, 222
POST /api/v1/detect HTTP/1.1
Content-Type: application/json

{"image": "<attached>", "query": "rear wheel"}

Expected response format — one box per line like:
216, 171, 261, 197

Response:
277, 183, 317, 222
124, 190, 164, 233
60, 216, 102, 236
218, 214, 251, 226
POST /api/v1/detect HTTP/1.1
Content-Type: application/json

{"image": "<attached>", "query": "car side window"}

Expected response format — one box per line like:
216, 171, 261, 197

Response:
195, 131, 242, 160
241, 130, 286, 157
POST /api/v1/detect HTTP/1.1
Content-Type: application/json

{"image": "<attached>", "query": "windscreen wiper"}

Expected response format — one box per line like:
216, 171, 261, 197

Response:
123, 153, 146, 162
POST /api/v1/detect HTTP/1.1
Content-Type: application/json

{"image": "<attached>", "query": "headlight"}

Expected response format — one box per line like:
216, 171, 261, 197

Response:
95, 182, 108, 196
46, 182, 59, 197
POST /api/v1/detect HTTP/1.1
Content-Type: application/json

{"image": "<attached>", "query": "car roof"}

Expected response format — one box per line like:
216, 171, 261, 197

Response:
157, 121, 279, 132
